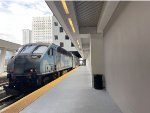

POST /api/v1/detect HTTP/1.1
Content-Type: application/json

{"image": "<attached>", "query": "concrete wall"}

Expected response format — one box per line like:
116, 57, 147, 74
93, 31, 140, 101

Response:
104, 2, 150, 113
0, 39, 21, 51
91, 34, 104, 75
86, 54, 91, 72
86, 37, 91, 73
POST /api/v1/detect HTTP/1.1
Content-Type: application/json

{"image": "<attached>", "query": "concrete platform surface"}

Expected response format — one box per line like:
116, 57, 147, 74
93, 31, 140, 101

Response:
20, 66, 122, 113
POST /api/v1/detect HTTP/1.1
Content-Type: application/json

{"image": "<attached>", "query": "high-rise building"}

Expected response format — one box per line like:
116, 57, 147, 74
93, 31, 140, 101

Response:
32, 17, 52, 43
32, 16, 77, 52
22, 29, 32, 44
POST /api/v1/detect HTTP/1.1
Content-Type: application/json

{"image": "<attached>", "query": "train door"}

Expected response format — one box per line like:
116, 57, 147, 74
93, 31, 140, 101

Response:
56, 52, 61, 71
53, 49, 57, 71
47, 48, 55, 72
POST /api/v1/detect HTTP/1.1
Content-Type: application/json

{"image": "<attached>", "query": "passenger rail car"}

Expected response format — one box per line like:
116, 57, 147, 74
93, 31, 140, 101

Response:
72, 54, 80, 68
7, 43, 77, 90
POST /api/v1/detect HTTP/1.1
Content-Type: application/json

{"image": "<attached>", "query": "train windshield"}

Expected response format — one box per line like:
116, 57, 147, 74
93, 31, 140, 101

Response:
20, 45, 37, 54
33, 45, 48, 54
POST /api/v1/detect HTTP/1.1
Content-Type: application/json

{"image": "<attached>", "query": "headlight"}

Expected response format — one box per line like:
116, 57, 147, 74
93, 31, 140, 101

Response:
29, 68, 36, 73
28, 68, 37, 77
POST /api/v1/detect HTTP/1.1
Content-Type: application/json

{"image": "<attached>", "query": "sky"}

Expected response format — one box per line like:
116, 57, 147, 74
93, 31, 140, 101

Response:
0, 0, 53, 45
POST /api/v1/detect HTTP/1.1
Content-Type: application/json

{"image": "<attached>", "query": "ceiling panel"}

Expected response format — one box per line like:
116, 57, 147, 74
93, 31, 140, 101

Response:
74, 1, 104, 27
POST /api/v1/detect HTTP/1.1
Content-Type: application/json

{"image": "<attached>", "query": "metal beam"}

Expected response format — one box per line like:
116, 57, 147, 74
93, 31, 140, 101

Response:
80, 27, 97, 34
97, 1, 119, 33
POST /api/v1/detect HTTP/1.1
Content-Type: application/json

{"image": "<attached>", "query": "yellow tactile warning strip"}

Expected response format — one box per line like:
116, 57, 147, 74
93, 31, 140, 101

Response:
0, 67, 79, 113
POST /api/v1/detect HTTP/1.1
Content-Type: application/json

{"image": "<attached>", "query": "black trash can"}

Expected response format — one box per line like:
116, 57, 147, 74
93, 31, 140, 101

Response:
93, 74, 104, 90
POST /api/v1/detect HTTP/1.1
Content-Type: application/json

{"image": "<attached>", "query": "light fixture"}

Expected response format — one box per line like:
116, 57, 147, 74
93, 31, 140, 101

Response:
61, 0, 69, 14
77, 40, 80, 49
68, 18, 76, 33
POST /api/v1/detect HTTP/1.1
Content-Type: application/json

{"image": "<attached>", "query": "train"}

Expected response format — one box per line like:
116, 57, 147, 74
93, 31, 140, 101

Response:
6, 43, 79, 91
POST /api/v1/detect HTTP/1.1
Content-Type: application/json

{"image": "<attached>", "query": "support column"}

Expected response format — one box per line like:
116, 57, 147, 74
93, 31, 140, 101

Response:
86, 49, 91, 73
90, 33, 104, 89
0, 48, 6, 73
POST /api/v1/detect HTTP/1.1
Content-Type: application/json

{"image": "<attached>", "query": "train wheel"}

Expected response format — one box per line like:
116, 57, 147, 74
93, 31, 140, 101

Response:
62, 70, 67, 75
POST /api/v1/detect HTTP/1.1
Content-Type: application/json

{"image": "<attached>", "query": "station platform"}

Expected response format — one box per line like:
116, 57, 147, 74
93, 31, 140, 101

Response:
1, 66, 122, 113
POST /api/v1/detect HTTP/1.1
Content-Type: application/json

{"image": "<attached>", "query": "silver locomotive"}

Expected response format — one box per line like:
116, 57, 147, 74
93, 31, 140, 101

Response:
7, 43, 78, 90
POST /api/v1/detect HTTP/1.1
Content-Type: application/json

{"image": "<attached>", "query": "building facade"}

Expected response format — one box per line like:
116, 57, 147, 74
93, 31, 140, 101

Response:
22, 29, 32, 45
52, 16, 76, 51
32, 16, 77, 51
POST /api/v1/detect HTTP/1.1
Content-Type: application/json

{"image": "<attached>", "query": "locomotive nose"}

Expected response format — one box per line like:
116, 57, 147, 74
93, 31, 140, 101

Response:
14, 55, 26, 74
12, 55, 36, 75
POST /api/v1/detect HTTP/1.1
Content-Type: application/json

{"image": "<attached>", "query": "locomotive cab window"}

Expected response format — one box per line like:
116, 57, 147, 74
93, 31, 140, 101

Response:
33, 46, 48, 54
21, 45, 36, 54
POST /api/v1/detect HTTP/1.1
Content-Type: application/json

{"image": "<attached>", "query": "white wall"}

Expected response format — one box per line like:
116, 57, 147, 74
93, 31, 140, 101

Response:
104, 2, 150, 113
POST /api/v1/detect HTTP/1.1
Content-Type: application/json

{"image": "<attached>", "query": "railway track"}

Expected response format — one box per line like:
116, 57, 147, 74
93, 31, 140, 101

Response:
0, 76, 55, 110
0, 81, 24, 110
0, 95, 14, 103
0, 83, 38, 110
0, 90, 25, 110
